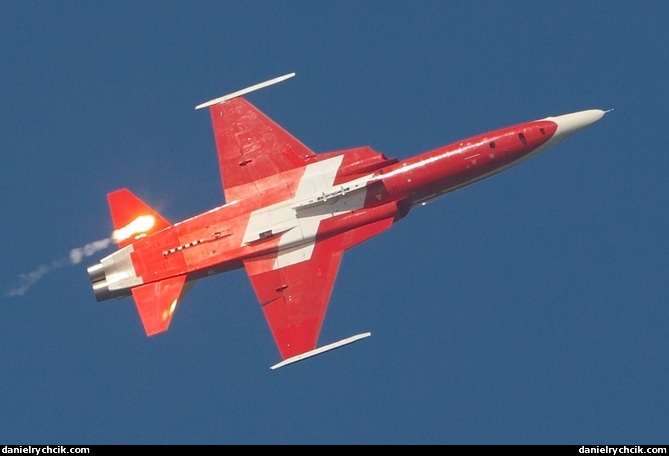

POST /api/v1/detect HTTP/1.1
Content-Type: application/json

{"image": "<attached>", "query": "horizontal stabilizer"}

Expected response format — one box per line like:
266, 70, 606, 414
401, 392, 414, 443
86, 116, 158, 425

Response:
108, 188, 171, 248
270, 332, 371, 370
131, 275, 188, 336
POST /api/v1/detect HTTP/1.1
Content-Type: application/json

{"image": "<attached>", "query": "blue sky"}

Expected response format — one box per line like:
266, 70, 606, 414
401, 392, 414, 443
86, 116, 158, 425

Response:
1, 1, 667, 445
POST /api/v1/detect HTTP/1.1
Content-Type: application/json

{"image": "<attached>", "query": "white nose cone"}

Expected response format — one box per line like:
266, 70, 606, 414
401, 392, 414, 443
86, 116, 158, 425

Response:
546, 109, 607, 144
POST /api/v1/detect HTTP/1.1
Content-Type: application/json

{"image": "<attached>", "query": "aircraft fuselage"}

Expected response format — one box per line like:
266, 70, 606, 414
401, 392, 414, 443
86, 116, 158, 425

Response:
91, 110, 603, 303
86, 72, 605, 367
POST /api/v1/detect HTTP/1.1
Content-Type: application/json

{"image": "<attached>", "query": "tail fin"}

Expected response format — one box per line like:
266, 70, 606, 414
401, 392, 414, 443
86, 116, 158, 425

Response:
106, 188, 188, 336
107, 188, 171, 248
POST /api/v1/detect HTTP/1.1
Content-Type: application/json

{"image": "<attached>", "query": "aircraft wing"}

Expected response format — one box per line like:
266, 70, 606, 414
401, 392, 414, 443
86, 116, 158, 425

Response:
243, 236, 343, 363
244, 216, 394, 368
198, 75, 391, 367
208, 96, 316, 203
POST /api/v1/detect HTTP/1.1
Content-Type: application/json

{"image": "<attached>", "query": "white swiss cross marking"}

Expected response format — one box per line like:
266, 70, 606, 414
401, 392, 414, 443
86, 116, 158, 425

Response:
242, 156, 373, 269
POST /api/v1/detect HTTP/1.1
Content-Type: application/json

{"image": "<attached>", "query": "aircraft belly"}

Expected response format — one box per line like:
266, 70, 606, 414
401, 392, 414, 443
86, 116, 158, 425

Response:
87, 71, 606, 368
238, 156, 374, 270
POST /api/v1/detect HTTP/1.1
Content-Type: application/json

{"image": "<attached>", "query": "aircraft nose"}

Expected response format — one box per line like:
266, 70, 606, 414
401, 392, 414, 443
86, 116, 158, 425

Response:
547, 109, 608, 143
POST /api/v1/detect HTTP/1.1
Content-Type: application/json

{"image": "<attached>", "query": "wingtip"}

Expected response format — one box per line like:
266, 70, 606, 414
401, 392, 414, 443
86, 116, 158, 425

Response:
269, 332, 372, 370
195, 72, 297, 110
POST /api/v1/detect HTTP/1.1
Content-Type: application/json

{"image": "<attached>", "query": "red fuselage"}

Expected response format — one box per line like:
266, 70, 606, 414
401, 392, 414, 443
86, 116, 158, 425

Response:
124, 117, 559, 290
87, 96, 605, 366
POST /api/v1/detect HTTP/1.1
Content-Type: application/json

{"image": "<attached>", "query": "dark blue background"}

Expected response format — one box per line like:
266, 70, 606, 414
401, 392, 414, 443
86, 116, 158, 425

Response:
1, 1, 667, 444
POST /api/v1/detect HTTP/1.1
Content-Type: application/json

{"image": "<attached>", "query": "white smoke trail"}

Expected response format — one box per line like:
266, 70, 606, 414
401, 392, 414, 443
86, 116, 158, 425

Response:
5, 237, 114, 297
69, 238, 113, 265
6, 215, 156, 297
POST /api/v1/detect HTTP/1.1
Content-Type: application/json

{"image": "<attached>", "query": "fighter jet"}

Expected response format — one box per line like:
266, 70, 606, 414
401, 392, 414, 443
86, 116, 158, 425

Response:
87, 73, 606, 368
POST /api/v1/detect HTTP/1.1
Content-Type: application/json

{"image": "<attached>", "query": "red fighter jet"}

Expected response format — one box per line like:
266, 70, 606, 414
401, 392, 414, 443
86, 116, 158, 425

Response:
87, 73, 607, 369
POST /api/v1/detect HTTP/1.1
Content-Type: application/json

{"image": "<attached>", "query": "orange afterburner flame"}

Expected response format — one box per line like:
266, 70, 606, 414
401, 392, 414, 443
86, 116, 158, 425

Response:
112, 215, 156, 243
